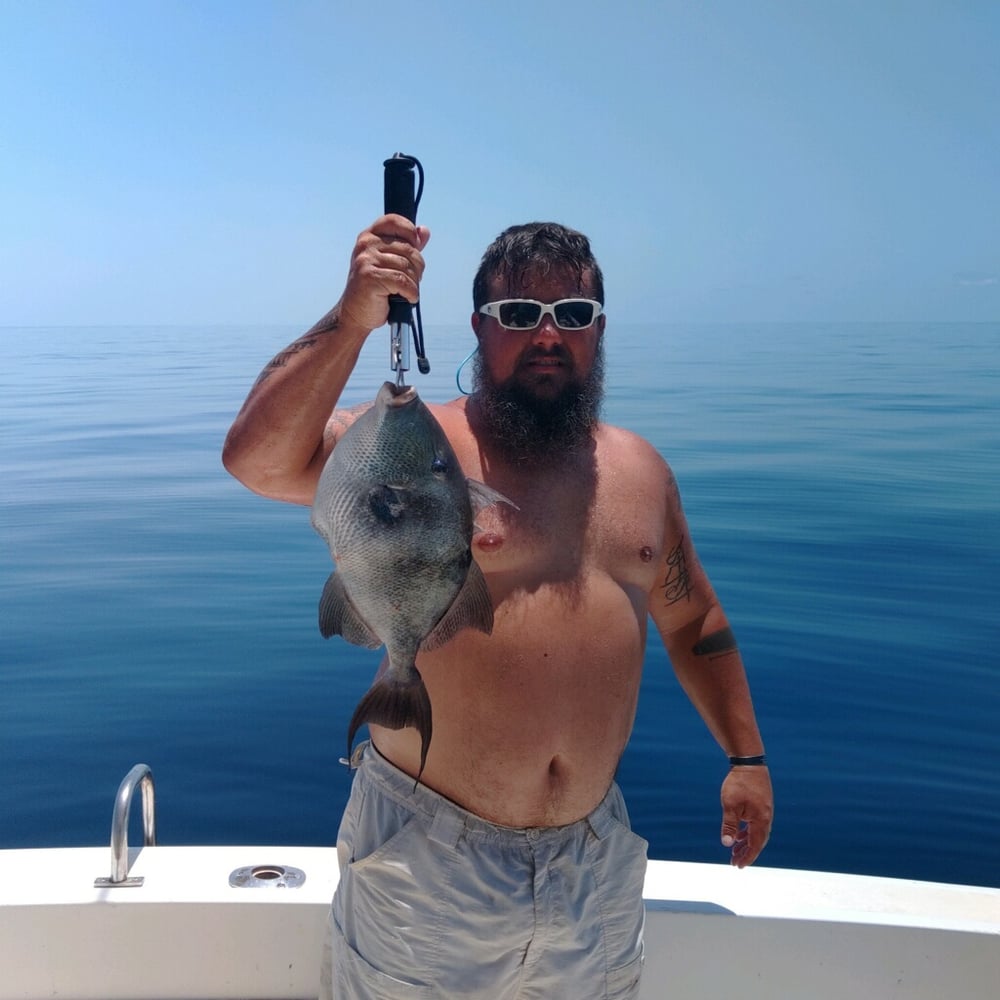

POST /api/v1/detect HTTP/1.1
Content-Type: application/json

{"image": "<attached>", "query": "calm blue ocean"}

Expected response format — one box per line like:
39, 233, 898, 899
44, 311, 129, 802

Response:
2, 322, 998, 889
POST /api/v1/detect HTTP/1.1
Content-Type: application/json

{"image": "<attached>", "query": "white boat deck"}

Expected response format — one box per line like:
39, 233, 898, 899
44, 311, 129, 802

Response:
1, 845, 997, 998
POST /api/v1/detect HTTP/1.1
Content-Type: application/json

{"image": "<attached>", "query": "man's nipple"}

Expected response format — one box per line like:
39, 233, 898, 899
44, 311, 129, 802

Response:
475, 531, 504, 552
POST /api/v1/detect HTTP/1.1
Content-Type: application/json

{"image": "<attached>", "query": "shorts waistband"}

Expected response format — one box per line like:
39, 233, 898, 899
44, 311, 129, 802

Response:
351, 740, 626, 850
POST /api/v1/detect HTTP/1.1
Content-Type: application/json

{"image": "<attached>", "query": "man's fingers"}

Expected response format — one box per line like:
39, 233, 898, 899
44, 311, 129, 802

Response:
336, 216, 432, 334
370, 214, 430, 249
720, 808, 741, 849
730, 825, 751, 865
376, 244, 424, 282
725, 813, 771, 868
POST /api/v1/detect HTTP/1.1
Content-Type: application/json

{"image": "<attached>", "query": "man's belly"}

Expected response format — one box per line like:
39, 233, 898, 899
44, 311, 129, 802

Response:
369, 582, 647, 827
371, 726, 633, 828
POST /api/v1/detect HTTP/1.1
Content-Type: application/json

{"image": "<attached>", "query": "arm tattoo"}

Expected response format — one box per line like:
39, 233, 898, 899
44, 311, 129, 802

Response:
252, 318, 340, 389
661, 538, 692, 605
253, 335, 318, 388
692, 626, 739, 658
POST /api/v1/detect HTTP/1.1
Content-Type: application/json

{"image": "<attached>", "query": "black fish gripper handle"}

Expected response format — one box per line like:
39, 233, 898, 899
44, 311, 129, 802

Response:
384, 154, 419, 328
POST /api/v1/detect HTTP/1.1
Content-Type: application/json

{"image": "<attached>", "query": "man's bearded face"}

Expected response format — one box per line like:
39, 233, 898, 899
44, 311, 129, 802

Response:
472, 338, 605, 465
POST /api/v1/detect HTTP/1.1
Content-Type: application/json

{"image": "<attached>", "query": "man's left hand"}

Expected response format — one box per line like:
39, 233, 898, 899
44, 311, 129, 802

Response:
720, 766, 773, 867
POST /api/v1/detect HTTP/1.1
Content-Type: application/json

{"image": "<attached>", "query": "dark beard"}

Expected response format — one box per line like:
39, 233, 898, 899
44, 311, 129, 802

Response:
471, 342, 605, 465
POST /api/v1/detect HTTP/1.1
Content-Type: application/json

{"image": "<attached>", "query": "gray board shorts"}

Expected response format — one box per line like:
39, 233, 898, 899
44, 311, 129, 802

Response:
320, 741, 647, 1000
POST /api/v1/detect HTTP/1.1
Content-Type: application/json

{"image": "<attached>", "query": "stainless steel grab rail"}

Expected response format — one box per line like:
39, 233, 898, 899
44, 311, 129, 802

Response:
94, 763, 157, 887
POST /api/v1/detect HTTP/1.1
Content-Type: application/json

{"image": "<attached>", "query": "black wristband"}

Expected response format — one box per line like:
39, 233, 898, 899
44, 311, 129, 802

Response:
728, 754, 768, 767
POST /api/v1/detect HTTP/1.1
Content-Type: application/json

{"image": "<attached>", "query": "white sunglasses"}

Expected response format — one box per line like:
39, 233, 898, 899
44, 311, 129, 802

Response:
478, 298, 603, 331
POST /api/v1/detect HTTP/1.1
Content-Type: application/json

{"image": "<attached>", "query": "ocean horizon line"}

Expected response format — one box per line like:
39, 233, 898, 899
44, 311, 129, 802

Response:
2, 318, 997, 332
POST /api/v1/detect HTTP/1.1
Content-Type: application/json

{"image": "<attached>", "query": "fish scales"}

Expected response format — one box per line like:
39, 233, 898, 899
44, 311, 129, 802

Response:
311, 381, 512, 780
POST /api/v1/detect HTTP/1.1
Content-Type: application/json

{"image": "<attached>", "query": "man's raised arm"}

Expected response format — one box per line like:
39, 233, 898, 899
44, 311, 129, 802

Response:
222, 216, 430, 505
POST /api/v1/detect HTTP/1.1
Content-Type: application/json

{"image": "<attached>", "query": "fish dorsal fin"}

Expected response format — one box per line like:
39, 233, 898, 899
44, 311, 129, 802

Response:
318, 572, 382, 649
420, 559, 494, 651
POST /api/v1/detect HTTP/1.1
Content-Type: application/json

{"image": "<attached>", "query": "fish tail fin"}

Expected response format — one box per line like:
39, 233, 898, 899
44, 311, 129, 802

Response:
347, 669, 433, 785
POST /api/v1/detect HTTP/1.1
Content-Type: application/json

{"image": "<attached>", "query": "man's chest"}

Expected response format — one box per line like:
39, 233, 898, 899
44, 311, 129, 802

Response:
467, 464, 666, 598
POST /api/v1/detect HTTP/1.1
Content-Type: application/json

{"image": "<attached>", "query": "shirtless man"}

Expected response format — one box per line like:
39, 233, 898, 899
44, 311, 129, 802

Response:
223, 216, 773, 999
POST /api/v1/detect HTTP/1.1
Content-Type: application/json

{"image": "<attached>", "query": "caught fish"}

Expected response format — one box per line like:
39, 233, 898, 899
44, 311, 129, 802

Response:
311, 381, 512, 780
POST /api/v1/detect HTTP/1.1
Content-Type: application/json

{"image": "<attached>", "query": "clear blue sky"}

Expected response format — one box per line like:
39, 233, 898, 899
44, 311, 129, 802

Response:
2, 0, 997, 326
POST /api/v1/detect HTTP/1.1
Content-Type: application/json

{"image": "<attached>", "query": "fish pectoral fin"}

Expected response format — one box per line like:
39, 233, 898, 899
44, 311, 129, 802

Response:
421, 560, 494, 652
467, 478, 519, 514
318, 572, 382, 648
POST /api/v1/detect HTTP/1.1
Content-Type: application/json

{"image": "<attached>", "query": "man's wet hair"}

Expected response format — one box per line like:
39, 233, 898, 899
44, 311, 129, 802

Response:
472, 222, 605, 310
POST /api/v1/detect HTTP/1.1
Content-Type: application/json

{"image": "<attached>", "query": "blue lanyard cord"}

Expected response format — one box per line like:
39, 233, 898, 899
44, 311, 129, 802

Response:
455, 347, 477, 395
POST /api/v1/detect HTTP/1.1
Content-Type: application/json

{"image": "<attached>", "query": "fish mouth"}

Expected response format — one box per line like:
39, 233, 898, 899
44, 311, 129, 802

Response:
380, 381, 419, 407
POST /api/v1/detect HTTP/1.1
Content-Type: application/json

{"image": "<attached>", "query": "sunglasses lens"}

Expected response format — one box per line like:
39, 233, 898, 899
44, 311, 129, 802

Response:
498, 301, 543, 328
554, 301, 596, 328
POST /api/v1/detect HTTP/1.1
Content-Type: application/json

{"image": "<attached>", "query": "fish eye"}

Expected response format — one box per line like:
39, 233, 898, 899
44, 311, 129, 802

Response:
431, 457, 449, 475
